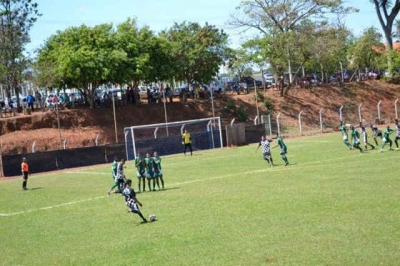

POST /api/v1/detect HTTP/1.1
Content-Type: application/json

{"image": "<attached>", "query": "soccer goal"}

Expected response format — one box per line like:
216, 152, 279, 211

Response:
124, 117, 223, 160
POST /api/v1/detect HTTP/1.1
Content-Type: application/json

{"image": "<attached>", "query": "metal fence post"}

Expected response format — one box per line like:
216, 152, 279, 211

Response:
395, 99, 399, 120
95, 134, 100, 146
339, 105, 343, 122
319, 109, 323, 132
277, 112, 281, 136
377, 100, 382, 122
358, 103, 363, 123
254, 116, 258, 125
298, 110, 303, 136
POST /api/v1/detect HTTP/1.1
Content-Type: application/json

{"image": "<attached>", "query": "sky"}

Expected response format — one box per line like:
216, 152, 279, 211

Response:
25, 0, 382, 55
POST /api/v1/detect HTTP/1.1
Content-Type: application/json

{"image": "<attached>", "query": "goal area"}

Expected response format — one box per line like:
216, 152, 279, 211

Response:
124, 117, 223, 160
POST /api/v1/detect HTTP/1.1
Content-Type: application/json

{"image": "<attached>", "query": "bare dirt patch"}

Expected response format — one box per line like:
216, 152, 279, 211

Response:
1, 80, 399, 155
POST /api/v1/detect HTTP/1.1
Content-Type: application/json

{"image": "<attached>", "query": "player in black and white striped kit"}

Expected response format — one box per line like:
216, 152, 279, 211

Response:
394, 119, 400, 150
122, 179, 148, 223
370, 124, 383, 146
360, 126, 375, 151
255, 135, 274, 167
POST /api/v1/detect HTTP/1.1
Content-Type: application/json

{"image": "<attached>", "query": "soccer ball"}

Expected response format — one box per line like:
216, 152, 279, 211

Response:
149, 214, 156, 221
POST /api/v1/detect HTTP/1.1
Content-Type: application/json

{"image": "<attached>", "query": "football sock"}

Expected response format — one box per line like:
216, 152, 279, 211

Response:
160, 177, 164, 188
22, 181, 27, 189
109, 183, 118, 191
137, 212, 147, 222
142, 181, 146, 191
395, 140, 399, 148
270, 158, 274, 165
147, 180, 151, 191
156, 179, 160, 189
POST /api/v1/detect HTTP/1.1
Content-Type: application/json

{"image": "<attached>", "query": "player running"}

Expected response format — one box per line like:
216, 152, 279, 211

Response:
350, 125, 364, 153
135, 152, 147, 193
255, 135, 274, 167
360, 126, 375, 151
108, 158, 126, 195
339, 122, 352, 149
122, 179, 148, 223
370, 124, 382, 146
394, 119, 400, 150
273, 134, 289, 166
111, 156, 118, 180
381, 125, 395, 152
153, 151, 165, 190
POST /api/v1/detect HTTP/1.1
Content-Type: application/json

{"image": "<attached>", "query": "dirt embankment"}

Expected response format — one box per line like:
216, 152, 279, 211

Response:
1, 80, 399, 155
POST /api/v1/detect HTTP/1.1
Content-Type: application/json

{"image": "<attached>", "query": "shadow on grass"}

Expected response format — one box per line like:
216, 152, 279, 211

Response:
135, 220, 158, 226
137, 187, 179, 193
28, 187, 45, 191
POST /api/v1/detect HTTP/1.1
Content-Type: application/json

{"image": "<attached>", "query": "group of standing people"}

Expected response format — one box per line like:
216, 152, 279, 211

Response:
339, 120, 400, 152
108, 152, 165, 195
107, 153, 164, 223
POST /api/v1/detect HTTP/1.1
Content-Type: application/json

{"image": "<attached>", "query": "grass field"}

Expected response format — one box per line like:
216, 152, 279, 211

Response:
1, 134, 400, 266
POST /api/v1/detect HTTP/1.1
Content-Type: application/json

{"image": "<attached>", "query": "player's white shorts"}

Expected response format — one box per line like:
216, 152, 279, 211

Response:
155, 169, 163, 176
262, 152, 271, 159
343, 135, 348, 141
126, 199, 139, 212
137, 170, 147, 178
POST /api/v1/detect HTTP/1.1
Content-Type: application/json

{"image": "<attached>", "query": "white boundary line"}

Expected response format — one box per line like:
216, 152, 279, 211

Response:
0, 152, 387, 217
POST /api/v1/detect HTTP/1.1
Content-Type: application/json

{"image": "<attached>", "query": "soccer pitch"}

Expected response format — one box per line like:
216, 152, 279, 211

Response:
1, 134, 399, 266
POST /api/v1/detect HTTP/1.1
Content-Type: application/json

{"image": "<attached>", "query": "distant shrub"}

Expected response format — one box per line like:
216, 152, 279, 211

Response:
253, 91, 264, 102
236, 105, 248, 122
263, 97, 274, 110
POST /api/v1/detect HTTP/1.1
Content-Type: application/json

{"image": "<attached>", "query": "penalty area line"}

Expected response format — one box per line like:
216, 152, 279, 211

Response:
0, 196, 105, 217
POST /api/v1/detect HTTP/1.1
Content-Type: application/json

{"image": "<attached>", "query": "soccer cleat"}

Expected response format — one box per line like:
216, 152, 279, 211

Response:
380, 149, 384, 153
285, 162, 289, 166
389, 148, 394, 151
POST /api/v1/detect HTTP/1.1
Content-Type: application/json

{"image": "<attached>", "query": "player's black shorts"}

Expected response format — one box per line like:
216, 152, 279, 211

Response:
22, 171, 29, 180
375, 132, 382, 138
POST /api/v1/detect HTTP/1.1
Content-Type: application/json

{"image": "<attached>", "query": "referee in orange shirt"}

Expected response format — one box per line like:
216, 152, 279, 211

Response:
21, 157, 29, 190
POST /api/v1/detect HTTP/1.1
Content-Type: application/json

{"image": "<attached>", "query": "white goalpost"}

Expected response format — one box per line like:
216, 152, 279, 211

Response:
124, 117, 223, 160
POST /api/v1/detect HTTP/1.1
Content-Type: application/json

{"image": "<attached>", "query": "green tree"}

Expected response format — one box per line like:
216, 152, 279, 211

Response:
230, 0, 355, 93
348, 27, 382, 71
114, 19, 173, 87
36, 24, 127, 108
371, 0, 400, 75
228, 49, 254, 78
0, 0, 40, 106
165, 22, 230, 87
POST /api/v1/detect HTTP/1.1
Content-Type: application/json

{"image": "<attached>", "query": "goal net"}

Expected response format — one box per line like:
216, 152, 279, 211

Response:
124, 117, 223, 160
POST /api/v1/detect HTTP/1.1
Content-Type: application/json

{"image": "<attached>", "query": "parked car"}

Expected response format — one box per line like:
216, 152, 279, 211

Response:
138, 86, 148, 99
174, 85, 188, 97
240, 76, 263, 88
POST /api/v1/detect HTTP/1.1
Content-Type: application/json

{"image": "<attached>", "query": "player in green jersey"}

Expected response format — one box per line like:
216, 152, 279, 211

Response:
135, 152, 147, 193
273, 133, 289, 166
108, 158, 126, 195
339, 121, 352, 149
111, 156, 118, 180
153, 151, 164, 190
350, 125, 364, 153
381, 125, 395, 152
145, 153, 157, 191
